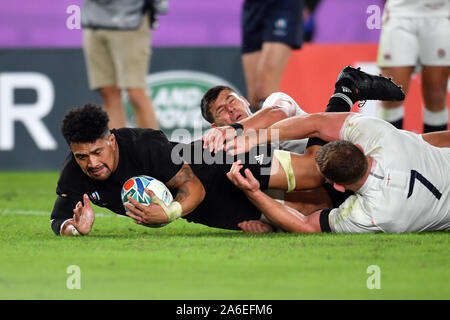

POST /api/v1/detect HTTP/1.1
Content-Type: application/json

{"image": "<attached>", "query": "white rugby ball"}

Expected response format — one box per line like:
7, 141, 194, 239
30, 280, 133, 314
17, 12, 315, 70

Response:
121, 175, 173, 228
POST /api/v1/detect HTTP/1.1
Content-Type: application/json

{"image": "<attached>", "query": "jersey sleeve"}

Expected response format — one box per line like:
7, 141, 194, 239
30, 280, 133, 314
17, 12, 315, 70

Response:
328, 195, 380, 233
262, 92, 307, 117
50, 195, 78, 235
50, 154, 86, 235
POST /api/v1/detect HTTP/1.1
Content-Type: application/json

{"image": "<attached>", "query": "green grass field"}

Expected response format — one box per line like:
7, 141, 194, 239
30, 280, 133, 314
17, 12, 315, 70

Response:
0, 171, 449, 300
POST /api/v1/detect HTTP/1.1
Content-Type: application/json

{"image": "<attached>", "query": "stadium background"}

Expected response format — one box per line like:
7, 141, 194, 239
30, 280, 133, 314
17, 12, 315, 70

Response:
0, 0, 449, 303
1, 0, 449, 170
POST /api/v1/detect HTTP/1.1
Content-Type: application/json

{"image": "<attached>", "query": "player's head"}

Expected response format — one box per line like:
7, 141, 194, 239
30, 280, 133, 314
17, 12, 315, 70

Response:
61, 103, 118, 181
200, 85, 252, 127
315, 140, 368, 187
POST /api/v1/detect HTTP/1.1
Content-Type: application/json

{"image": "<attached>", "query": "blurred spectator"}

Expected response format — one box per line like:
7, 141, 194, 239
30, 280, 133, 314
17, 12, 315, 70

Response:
241, 0, 304, 111
303, 0, 320, 42
377, 0, 450, 132
82, 0, 160, 129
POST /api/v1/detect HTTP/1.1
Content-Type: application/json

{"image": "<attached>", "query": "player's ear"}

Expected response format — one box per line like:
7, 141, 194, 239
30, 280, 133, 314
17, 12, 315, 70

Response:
109, 133, 116, 147
333, 183, 346, 193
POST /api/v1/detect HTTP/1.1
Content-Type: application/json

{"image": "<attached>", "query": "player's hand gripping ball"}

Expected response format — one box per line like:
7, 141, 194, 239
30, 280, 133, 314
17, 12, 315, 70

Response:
121, 175, 173, 228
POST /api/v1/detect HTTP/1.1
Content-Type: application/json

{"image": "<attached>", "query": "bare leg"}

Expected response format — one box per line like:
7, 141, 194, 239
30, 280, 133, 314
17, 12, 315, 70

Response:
421, 66, 449, 132
242, 50, 261, 109
100, 86, 127, 129
379, 66, 414, 128
422, 66, 449, 112
242, 42, 292, 109
127, 88, 159, 129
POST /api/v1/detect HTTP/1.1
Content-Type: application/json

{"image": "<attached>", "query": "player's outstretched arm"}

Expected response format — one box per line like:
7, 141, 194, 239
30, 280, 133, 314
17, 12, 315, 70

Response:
202, 106, 291, 153
422, 131, 450, 148
227, 161, 322, 233
225, 112, 351, 155
52, 194, 95, 236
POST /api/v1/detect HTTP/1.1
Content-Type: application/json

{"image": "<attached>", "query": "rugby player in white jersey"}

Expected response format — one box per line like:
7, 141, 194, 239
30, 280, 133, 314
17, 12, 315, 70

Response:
225, 107, 450, 233
377, 0, 450, 132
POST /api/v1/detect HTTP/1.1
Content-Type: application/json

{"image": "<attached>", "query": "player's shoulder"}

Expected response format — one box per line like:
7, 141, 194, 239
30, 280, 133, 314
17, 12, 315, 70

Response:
262, 92, 305, 116
262, 92, 294, 108
113, 127, 168, 143
341, 113, 397, 138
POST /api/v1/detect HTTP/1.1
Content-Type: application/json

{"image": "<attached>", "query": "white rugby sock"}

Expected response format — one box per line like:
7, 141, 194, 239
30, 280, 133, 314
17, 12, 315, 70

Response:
378, 105, 404, 122
423, 107, 448, 126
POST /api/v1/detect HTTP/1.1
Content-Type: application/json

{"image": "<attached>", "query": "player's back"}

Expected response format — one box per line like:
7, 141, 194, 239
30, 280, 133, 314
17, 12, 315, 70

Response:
343, 114, 450, 232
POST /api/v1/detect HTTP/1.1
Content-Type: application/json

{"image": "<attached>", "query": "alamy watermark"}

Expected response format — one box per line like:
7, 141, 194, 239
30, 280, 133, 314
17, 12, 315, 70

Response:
66, 265, 81, 290
66, 5, 81, 30
169, 128, 282, 176
366, 5, 382, 30
366, 265, 381, 289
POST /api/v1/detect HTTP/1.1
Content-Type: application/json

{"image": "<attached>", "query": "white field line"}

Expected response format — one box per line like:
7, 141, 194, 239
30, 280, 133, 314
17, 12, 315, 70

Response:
0, 209, 123, 218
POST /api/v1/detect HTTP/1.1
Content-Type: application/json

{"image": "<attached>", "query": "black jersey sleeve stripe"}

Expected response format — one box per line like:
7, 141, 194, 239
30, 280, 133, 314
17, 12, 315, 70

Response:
319, 208, 333, 233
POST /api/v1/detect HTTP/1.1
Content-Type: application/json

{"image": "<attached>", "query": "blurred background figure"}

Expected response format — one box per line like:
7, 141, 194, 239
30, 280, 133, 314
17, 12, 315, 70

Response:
82, 0, 161, 129
241, 0, 310, 111
376, 0, 450, 132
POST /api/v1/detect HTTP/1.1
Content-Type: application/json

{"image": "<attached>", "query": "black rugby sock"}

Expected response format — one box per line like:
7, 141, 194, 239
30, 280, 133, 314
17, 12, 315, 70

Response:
424, 123, 447, 133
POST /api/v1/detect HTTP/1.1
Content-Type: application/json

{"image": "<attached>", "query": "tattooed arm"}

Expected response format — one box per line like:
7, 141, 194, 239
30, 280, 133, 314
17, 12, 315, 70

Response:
124, 163, 205, 224
165, 163, 206, 217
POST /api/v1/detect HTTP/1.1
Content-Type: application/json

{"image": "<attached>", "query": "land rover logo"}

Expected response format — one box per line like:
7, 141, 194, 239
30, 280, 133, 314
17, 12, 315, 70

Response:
123, 70, 240, 142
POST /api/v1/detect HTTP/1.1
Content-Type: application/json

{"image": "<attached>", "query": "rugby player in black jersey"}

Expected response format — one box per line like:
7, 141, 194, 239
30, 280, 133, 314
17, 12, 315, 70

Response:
52, 102, 329, 236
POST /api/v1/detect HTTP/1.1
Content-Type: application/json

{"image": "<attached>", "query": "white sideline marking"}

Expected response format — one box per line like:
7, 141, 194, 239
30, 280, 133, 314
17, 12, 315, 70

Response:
0, 209, 120, 218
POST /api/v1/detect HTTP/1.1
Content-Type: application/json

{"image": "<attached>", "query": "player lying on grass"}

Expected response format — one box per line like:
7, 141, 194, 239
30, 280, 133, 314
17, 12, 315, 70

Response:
52, 104, 329, 236
225, 110, 450, 233
50, 66, 407, 235
200, 66, 408, 231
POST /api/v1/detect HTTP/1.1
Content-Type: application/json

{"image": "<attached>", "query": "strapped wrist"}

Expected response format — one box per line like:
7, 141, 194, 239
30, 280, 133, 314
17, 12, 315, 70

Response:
67, 224, 81, 236
229, 122, 244, 136
166, 201, 182, 222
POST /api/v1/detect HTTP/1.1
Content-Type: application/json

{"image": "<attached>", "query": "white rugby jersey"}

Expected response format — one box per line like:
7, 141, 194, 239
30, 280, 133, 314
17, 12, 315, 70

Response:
329, 114, 450, 233
262, 92, 308, 154
384, 0, 450, 18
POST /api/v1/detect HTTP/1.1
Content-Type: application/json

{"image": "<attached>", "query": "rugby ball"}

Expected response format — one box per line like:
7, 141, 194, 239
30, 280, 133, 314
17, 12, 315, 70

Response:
121, 175, 173, 228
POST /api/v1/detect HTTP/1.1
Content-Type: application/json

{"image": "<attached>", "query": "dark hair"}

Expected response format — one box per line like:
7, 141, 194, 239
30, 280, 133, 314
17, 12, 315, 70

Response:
61, 103, 110, 145
315, 140, 368, 185
200, 85, 234, 123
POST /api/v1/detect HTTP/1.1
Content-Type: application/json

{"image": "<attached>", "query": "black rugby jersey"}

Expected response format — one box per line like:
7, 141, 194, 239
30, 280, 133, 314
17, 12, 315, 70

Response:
51, 128, 272, 235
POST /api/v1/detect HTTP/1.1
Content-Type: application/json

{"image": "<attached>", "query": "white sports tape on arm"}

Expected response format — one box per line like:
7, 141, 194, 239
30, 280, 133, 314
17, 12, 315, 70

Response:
67, 224, 81, 236
151, 196, 183, 222
274, 149, 296, 193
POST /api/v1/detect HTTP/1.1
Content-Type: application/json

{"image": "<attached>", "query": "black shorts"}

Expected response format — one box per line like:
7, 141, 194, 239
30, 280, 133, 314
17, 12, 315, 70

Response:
242, 0, 303, 53
175, 140, 274, 230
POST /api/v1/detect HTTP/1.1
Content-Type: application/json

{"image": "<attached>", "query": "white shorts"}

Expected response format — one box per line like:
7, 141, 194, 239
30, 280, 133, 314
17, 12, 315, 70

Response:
377, 16, 450, 67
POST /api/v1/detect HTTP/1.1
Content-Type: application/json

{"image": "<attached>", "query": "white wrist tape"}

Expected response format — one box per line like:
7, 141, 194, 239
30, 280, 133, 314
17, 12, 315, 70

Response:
165, 201, 183, 222
151, 196, 183, 222
68, 224, 81, 236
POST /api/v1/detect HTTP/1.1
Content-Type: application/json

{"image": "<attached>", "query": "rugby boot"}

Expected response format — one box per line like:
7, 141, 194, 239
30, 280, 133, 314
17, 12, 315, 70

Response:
335, 65, 405, 102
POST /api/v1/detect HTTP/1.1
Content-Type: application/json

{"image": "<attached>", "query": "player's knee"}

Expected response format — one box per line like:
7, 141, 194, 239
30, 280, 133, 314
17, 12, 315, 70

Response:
423, 89, 447, 111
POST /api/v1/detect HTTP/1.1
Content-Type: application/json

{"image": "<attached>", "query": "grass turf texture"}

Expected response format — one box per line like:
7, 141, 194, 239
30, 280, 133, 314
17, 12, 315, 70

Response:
0, 171, 448, 300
